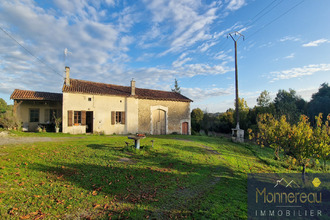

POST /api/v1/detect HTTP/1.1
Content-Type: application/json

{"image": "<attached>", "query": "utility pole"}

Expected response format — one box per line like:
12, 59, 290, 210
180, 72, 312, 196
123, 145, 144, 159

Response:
228, 31, 244, 129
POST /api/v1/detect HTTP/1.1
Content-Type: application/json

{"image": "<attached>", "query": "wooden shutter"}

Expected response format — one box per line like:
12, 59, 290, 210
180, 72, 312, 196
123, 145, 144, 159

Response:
68, 110, 73, 127
81, 111, 86, 125
111, 111, 115, 125
121, 112, 126, 124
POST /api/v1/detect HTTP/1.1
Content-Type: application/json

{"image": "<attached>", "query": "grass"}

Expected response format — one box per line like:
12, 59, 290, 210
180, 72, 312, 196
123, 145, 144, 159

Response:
0, 132, 326, 219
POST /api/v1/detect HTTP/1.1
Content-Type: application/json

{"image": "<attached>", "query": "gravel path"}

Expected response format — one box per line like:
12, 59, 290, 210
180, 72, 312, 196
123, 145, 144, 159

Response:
0, 137, 57, 145
0, 132, 86, 146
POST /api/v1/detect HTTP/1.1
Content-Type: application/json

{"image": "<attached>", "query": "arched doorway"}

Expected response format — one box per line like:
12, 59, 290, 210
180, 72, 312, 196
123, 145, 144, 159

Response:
182, 122, 188, 135
152, 109, 166, 135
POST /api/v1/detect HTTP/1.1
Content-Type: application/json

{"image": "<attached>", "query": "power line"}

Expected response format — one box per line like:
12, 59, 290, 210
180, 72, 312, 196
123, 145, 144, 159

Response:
193, 2, 283, 89
246, 0, 305, 40
247, 0, 284, 27
0, 26, 63, 78
250, 0, 278, 21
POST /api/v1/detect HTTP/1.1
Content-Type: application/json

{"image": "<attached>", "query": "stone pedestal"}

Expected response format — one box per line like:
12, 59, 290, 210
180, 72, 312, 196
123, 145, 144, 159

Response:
128, 135, 146, 149
232, 128, 244, 143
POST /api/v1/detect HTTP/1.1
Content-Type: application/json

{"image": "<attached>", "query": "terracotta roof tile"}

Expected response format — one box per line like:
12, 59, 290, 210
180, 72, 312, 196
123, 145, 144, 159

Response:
62, 78, 192, 102
10, 89, 62, 101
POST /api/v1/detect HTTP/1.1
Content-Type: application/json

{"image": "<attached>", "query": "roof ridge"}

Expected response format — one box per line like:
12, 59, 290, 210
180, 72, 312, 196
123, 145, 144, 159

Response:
71, 78, 184, 94
64, 78, 192, 102
70, 78, 128, 88
10, 89, 63, 101
13, 89, 62, 95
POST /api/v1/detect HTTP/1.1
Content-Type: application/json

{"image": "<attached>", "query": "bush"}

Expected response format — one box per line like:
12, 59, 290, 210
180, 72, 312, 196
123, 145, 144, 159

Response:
0, 112, 20, 130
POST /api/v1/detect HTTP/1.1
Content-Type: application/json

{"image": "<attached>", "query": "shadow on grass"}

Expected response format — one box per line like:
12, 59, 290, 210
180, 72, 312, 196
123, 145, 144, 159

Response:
25, 135, 250, 219
86, 144, 111, 149
29, 149, 240, 219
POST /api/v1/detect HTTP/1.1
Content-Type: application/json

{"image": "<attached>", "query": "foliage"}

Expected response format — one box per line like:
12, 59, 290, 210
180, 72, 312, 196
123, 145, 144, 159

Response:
53, 112, 62, 128
171, 78, 181, 94
0, 99, 20, 129
234, 98, 250, 130
189, 83, 328, 142
0, 111, 20, 130
255, 113, 329, 176
285, 115, 314, 176
257, 90, 271, 108
216, 109, 234, 133
313, 113, 330, 170
256, 114, 290, 160
308, 83, 330, 124
0, 98, 7, 113
191, 108, 203, 132
274, 89, 307, 124
201, 112, 213, 135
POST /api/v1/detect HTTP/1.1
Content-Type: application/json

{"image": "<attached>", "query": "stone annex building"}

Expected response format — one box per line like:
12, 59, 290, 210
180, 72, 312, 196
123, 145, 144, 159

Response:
10, 67, 192, 135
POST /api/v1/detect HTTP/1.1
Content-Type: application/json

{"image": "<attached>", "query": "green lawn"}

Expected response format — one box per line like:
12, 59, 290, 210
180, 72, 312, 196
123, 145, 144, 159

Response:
0, 132, 324, 219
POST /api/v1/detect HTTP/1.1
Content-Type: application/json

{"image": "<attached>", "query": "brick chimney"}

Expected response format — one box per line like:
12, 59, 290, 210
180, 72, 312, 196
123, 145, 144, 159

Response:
65, 66, 70, 86
131, 79, 135, 96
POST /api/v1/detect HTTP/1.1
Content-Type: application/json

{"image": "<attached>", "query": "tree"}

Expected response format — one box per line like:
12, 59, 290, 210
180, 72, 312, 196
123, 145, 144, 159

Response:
308, 83, 330, 124
201, 111, 213, 135
216, 109, 234, 133
191, 108, 203, 133
313, 113, 330, 170
256, 113, 290, 160
171, 78, 181, 94
0, 98, 7, 113
274, 89, 306, 124
235, 98, 249, 130
255, 114, 315, 181
257, 90, 271, 108
286, 115, 314, 181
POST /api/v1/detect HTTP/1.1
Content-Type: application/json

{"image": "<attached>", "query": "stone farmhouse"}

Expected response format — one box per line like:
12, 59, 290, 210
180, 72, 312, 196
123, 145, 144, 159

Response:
11, 67, 192, 135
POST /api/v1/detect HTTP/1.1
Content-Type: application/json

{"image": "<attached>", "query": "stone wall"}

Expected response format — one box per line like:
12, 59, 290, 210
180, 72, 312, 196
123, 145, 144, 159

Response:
137, 99, 191, 135
62, 93, 191, 135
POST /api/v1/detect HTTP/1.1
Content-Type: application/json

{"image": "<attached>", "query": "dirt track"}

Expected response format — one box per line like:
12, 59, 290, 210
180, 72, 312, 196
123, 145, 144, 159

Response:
0, 137, 57, 146
0, 132, 85, 146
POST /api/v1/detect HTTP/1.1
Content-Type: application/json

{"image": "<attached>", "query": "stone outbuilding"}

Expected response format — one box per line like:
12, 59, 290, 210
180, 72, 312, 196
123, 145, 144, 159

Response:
11, 67, 192, 135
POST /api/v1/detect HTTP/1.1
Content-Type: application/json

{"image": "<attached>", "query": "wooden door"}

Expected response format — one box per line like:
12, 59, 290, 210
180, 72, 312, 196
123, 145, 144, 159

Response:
182, 122, 188, 135
153, 109, 166, 135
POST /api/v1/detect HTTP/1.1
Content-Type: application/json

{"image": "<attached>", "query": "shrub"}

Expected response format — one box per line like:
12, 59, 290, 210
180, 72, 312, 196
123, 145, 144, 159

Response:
0, 111, 20, 130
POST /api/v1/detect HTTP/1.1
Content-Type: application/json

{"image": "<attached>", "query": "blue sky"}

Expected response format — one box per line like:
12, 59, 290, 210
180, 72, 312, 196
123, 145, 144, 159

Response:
1, 0, 329, 112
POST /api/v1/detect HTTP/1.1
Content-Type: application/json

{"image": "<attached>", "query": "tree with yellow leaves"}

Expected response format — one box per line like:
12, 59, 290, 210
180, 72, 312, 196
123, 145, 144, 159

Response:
313, 113, 330, 171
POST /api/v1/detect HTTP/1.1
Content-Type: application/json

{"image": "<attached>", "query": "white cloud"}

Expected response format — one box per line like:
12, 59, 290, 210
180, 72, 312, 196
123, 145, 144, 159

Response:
270, 64, 330, 82
181, 63, 232, 77
0, 0, 141, 98
280, 36, 301, 42
213, 50, 233, 61
226, 0, 246, 11
182, 87, 232, 101
0, 0, 244, 104
172, 53, 192, 68
128, 62, 231, 88
198, 41, 217, 52
296, 88, 318, 101
284, 53, 295, 59
142, 0, 219, 54
259, 42, 273, 48
302, 38, 329, 47
212, 23, 245, 39
237, 26, 249, 34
